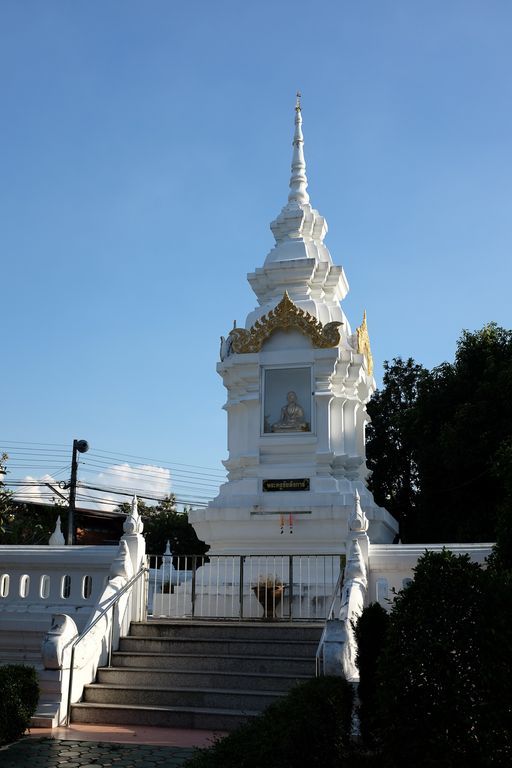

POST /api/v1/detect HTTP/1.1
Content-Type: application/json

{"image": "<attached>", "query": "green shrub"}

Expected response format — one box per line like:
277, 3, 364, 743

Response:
0, 664, 40, 745
184, 676, 354, 768
376, 550, 512, 767
354, 602, 389, 746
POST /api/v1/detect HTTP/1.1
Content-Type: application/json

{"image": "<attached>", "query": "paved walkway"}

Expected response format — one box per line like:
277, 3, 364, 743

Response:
0, 738, 195, 767
0, 725, 225, 767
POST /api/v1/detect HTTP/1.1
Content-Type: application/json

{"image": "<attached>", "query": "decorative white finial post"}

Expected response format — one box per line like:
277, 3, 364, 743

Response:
49, 515, 65, 546
121, 494, 146, 575
288, 91, 309, 205
162, 540, 173, 562
157, 539, 177, 598
123, 495, 143, 536
350, 490, 369, 534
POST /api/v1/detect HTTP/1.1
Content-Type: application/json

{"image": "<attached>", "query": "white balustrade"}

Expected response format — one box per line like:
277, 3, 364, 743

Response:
0, 545, 118, 647
0, 503, 147, 728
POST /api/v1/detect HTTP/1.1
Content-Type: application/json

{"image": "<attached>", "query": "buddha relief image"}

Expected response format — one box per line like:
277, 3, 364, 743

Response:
263, 366, 312, 434
272, 391, 309, 432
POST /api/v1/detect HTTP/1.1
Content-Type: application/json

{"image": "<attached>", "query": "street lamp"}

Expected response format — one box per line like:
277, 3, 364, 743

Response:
66, 438, 89, 545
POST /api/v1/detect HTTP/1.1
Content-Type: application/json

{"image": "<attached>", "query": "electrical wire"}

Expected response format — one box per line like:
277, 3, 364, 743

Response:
0, 440, 225, 475
89, 446, 225, 474
1, 439, 222, 509
79, 458, 221, 480
80, 458, 223, 481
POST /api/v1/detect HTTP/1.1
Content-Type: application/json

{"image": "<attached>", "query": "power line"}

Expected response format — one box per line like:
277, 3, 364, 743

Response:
5, 478, 214, 499
80, 458, 222, 480
1, 440, 223, 508
75, 492, 208, 509
0, 441, 226, 477
0, 440, 68, 447
88, 447, 225, 475
0, 440, 225, 474
77, 481, 213, 501
9, 483, 209, 509
2, 460, 69, 468
78, 466, 220, 490
81, 456, 224, 480
0, 447, 70, 455
4, 460, 221, 486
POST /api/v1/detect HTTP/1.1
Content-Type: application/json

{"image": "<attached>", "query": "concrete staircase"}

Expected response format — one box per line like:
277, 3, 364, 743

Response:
71, 620, 322, 731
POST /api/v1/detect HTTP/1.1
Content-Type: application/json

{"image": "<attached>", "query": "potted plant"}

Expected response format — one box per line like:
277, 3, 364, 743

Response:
252, 575, 286, 619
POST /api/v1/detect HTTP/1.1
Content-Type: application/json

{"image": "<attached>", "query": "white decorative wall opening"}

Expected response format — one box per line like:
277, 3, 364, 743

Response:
0, 574, 9, 598
82, 575, 93, 599
40, 574, 50, 599
19, 574, 30, 598
61, 574, 71, 599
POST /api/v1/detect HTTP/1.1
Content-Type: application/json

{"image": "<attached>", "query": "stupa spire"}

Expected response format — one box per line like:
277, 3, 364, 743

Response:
288, 92, 310, 204
270, 93, 328, 247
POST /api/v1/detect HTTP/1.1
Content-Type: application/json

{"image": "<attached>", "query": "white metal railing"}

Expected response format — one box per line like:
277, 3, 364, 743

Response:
315, 568, 345, 675
146, 554, 346, 621
65, 565, 149, 725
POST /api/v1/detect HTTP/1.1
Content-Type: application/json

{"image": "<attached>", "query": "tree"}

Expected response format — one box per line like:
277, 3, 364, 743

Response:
414, 324, 512, 542
0, 453, 65, 544
487, 437, 512, 575
1, 500, 64, 545
375, 550, 512, 767
366, 358, 429, 541
0, 452, 13, 537
117, 495, 208, 561
367, 324, 512, 543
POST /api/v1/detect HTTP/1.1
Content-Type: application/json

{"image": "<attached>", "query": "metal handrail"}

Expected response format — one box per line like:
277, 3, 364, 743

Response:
65, 565, 149, 726
147, 552, 345, 622
315, 565, 345, 676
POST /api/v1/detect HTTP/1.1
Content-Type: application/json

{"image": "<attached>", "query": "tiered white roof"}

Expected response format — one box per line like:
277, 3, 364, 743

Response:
246, 95, 350, 330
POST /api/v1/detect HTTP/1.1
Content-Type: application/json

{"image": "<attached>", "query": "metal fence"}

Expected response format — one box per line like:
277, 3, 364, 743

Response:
146, 553, 345, 621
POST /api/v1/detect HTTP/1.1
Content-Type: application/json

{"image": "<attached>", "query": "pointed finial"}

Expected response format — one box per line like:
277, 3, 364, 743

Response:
356, 311, 374, 376
123, 494, 144, 534
49, 515, 65, 546
159, 539, 176, 574
349, 489, 369, 533
288, 92, 309, 205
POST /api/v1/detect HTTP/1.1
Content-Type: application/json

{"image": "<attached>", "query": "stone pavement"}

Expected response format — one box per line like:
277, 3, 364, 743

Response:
0, 737, 197, 767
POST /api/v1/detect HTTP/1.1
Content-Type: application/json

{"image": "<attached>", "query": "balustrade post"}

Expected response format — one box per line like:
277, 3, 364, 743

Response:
108, 602, 116, 667
288, 555, 294, 620
191, 556, 197, 618
142, 565, 149, 622
239, 556, 245, 619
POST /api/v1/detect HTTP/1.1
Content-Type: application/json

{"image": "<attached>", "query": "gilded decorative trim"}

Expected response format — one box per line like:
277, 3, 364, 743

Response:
229, 292, 342, 353
356, 310, 374, 376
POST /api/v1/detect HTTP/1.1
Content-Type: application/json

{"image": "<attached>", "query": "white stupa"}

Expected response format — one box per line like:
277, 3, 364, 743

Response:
190, 95, 398, 556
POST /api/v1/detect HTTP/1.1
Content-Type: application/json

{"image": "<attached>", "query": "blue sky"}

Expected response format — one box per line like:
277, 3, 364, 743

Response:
1, 2, 511, 508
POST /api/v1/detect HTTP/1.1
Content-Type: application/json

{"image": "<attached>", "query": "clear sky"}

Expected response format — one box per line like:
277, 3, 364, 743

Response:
1, 1, 511, 510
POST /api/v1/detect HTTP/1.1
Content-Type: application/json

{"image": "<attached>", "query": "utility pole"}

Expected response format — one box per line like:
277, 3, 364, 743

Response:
66, 438, 89, 545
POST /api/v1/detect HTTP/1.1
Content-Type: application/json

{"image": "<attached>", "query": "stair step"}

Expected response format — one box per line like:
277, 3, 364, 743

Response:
111, 651, 315, 675
131, 621, 322, 642
71, 702, 258, 731
119, 636, 318, 657
82, 683, 284, 710
97, 666, 310, 691
70, 620, 320, 731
